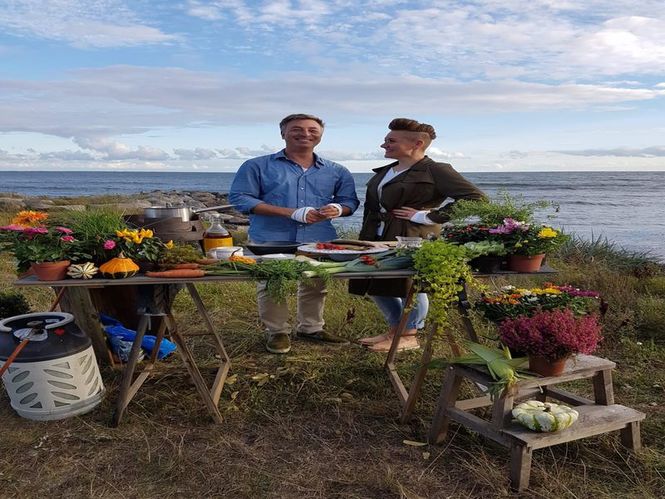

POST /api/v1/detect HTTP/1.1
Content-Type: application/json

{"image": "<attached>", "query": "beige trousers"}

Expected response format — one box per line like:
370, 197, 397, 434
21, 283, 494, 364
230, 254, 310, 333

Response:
256, 279, 327, 336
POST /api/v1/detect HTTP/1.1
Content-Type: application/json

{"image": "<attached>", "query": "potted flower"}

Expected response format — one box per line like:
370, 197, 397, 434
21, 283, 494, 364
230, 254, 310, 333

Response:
490, 219, 568, 272
0, 212, 86, 280
497, 308, 603, 376
475, 283, 602, 323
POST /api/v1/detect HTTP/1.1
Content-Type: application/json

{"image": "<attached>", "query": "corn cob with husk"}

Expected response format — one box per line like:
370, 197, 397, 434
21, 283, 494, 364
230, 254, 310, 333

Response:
431, 341, 529, 399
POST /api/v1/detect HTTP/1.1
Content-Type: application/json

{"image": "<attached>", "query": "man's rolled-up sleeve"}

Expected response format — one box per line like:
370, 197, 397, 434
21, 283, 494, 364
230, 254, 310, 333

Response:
229, 161, 264, 214
334, 169, 360, 215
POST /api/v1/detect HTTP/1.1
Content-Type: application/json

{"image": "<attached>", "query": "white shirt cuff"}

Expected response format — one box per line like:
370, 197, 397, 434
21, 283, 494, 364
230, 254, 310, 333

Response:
409, 210, 436, 225
328, 203, 343, 217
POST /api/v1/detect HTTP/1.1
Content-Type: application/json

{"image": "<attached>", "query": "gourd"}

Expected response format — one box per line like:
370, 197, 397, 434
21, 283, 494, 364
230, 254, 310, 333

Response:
99, 253, 139, 279
67, 262, 98, 279
512, 400, 579, 432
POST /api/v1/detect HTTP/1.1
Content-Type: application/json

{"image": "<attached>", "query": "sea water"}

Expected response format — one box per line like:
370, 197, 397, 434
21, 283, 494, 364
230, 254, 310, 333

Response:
2, 170, 664, 260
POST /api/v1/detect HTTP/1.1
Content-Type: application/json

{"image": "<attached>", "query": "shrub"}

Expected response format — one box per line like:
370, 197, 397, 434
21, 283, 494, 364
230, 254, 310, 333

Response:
0, 290, 31, 319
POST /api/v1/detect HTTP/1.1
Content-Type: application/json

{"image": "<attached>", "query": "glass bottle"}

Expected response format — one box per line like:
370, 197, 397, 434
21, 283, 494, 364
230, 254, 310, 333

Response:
203, 214, 233, 251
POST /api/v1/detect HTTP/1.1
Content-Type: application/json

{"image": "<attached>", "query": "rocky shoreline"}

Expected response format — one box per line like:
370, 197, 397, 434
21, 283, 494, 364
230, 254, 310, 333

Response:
0, 190, 250, 227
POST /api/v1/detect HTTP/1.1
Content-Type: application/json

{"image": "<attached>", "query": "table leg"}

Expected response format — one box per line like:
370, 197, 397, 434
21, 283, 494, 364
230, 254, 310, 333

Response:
620, 421, 642, 451
166, 313, 224, 424
400, 322, 438, 423
111, 314, 150, 427
428, 366, 463, 444
592, 369, 615, 405
185, 283, 230, 406
384, 286, 415, 406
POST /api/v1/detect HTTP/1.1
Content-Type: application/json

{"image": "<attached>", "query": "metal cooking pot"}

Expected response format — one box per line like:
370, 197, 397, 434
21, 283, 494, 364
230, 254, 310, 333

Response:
144, 204, 235, 222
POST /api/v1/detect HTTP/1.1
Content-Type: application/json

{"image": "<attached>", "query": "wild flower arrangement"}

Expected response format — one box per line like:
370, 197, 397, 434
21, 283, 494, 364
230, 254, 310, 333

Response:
0, 211, 87, 271
475, 283, 601, 322
103, 228, 174, 263
489, 218, 568, 256
498, 308, 603, 361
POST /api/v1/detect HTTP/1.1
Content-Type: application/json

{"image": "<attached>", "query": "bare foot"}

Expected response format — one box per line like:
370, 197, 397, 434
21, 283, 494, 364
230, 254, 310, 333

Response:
368, 335, 420, 353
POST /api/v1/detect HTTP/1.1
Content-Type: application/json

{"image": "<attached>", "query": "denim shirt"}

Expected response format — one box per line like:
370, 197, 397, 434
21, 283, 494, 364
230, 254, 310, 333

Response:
229, 150, 360, 243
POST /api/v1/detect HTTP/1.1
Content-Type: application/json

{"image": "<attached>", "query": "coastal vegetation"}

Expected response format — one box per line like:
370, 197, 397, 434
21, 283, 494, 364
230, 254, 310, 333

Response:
0, 199, 663, 497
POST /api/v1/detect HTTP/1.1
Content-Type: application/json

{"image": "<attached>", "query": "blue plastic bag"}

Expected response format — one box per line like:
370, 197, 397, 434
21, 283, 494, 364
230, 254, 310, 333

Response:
100, 313, 177, 360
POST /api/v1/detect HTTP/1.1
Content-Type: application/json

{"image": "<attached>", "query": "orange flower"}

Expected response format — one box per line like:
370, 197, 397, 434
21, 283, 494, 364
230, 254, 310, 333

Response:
11, 210, 48, 227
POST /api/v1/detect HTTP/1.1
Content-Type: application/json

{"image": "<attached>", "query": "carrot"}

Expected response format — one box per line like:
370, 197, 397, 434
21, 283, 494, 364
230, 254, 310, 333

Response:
145, 269, 206, 278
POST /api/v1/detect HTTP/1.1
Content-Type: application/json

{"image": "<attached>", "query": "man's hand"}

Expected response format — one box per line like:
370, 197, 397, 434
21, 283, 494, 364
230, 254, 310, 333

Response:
291, 206, 327, 224
317, 203, 344, 219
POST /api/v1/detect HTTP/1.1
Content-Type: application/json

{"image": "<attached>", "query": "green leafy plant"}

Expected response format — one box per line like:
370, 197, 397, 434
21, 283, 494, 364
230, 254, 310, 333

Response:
56, 208, 127, 264
462, 240, 506, 258
449, 192, 554, 226
412, 240, 472, 327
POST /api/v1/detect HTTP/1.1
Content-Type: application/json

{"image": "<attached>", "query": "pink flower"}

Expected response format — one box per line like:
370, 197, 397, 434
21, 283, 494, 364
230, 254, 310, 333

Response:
56, 226, 73, 234
60, 235, 75, 242
23, 227, 49, 235
103, 240, 116, 250
0, 224, 27, 232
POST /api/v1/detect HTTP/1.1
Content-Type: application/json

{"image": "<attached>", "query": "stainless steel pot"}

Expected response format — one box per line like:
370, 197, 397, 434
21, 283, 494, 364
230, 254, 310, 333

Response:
144, 204, 235, 222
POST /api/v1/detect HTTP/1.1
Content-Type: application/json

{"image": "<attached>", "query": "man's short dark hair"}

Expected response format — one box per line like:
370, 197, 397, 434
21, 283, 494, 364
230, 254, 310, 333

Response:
279, 114, 325, 134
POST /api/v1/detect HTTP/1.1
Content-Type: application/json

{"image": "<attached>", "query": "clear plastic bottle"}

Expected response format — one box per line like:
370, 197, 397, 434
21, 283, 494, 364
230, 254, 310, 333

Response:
203, 214, 233, 251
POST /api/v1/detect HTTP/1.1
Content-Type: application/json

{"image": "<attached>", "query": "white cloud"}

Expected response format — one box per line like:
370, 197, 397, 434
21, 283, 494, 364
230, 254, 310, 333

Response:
173, 147, 218, 160
75, 137, 171, 160
0, 66, 662, 140
0, 0, 178, 48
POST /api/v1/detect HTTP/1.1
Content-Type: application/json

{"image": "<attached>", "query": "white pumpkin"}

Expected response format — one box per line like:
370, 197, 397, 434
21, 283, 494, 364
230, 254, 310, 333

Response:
67, 262, 99, 279
512, 400, 579, 432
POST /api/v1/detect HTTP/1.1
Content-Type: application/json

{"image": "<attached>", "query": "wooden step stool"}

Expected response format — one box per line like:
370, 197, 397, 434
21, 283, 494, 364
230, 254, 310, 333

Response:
428, 355, 645, 492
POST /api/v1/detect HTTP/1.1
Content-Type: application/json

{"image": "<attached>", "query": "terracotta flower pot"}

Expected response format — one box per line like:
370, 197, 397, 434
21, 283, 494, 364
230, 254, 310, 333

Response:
30, 260, 70, 281
507, 253, 545, 272
528, 354, 569, 377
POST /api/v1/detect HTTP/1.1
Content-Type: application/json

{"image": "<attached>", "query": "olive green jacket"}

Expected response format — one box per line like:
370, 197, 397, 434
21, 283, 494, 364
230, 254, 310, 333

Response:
350, 157, 485, 297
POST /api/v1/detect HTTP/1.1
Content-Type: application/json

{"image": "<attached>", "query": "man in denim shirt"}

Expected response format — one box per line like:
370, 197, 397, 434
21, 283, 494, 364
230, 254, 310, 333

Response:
229, 114, 360, 354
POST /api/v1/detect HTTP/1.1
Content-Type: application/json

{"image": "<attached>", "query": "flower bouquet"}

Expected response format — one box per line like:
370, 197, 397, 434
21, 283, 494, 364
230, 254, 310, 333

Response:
498, 308, 603, 376
101, 228, 174, 271
475, 283, 602, 323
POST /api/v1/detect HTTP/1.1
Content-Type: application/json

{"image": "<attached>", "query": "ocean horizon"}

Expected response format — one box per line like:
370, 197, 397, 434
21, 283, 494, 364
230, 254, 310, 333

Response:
2, 170, 664, 261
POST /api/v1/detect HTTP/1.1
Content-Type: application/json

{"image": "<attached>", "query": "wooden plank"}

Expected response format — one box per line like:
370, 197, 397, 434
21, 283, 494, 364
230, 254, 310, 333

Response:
501, 404, 645, 450
428, 368, 463, 444
546, 387, 595, 406
510, 444, 533, 492
386, 363, 409, 405
620, 421, 642, 451
592, 369, 615, 405
400, 322, 438, 423
446, 407, 511, 445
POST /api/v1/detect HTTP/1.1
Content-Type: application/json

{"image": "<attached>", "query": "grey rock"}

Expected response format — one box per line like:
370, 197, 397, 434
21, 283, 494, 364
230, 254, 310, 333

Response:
0, 197, 26, 211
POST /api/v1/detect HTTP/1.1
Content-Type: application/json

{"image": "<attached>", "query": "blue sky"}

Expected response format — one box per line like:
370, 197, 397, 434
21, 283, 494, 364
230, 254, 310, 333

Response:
1, 0, 664, 172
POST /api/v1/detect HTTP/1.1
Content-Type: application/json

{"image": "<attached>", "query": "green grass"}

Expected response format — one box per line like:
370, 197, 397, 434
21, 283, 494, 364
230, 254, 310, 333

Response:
0, 205, 664, 497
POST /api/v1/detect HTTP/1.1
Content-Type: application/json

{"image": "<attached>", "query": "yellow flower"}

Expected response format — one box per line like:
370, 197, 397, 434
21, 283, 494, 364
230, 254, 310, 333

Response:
165, 240, 174, 249
537, 227, 558, 239
12, 210, 48, 227
139, 228, 153, 239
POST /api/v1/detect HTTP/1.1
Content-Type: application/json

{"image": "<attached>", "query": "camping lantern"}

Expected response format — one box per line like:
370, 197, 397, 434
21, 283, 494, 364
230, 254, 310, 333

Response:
0, 312, 105, 421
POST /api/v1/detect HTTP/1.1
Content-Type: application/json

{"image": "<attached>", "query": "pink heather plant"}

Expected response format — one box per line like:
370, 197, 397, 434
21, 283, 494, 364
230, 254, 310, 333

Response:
498, 308, 602, 361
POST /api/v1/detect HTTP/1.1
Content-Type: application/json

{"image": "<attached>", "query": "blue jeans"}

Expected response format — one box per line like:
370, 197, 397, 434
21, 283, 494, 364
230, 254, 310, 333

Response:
370, 293, 428, 330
